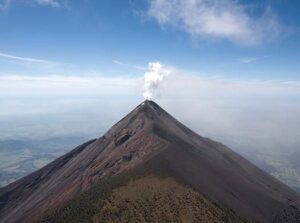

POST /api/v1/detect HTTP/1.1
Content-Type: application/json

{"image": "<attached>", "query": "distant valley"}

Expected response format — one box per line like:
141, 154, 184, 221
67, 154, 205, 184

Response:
1, 136, 299, 196
1, 137, 299, 196
0, 136, 88, 187
241, 149, 300, 194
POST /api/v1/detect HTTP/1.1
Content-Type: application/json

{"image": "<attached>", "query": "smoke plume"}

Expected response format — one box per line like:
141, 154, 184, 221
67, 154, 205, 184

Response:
143, 62, 170, 99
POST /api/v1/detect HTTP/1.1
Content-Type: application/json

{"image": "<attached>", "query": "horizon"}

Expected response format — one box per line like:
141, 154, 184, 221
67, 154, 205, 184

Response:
1, 2, 300, 222
0, 0, 300, 193
1, 1, 300, 143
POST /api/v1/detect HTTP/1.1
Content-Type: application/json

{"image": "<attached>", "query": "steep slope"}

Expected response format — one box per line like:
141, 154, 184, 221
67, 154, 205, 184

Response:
0, 100, 299, 223
40, 166, 248, 223
93, 176, 242, 223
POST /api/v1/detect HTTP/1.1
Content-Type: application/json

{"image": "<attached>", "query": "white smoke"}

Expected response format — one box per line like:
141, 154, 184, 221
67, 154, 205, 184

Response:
143, 62, 171, 100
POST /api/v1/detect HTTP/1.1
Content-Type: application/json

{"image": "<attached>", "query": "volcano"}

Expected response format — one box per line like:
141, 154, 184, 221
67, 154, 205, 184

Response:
0, 100, 299, 223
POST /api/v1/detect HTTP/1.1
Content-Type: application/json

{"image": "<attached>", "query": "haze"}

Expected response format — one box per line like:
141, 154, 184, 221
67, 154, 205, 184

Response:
0, 0, 299, 190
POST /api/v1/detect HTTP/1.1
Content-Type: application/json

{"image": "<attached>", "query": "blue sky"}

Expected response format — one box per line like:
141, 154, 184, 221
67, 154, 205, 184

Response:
0, 0, 300, 80
0, 0, 300, 154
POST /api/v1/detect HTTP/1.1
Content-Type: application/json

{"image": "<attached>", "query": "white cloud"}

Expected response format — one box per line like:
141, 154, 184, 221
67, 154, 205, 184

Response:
147, 0, 281, 45
154, 73, 300, 155
239, 55, 269, 64
112, 60, 146, 71
0, 75, 142, 96
239, 57, 259, 64
0, 52, 77, 74
0, 0, 11, 10
0, 52, 57, 64
0, 0, 65, 10
0, 63, 299, 155
36, 0, 60, 8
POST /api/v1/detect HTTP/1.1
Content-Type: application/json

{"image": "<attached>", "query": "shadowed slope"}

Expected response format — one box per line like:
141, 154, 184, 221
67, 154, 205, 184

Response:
0, 100, 299, 223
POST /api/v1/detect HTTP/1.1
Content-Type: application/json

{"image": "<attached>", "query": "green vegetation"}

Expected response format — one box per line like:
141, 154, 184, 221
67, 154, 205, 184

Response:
92, 176, 246, 223
244, 150, 300, 189
0, 137, 87, 187
38, 161, 249, 223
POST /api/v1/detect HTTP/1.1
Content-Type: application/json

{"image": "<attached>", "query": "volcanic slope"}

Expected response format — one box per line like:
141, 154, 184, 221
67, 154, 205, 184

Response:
0, 100, 299, 223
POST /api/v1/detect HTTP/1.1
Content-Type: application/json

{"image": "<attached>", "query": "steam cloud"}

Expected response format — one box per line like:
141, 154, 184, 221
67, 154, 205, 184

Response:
143, 62, 171, 99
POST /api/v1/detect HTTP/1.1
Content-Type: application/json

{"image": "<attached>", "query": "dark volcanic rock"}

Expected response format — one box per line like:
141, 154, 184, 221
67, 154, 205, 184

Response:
0, 100, 299, 223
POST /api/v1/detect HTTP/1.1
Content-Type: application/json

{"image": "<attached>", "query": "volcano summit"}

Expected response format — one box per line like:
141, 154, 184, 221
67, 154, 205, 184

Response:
0, 100, 299, 223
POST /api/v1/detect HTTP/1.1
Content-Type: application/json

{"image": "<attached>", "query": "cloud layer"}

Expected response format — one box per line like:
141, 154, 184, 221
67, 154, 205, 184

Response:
112, 60, 145, 71
147, 0, 281, 45
36, 0, 60, 8
0, 52, 78, 75
0, 0, 65, 10
1, 69, 299, 156
0, 52, 58, 64
0, 0, 10, 10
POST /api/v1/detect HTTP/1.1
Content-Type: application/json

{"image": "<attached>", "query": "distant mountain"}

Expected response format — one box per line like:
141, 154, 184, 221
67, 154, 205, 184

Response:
0, 100, 299, 223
